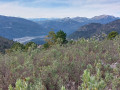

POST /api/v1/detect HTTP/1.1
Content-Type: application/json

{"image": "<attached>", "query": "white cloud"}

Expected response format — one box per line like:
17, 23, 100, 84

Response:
0, 0, 120, 18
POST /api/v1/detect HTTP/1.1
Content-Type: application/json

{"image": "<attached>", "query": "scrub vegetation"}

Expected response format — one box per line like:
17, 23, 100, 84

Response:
0, 31, 120, 90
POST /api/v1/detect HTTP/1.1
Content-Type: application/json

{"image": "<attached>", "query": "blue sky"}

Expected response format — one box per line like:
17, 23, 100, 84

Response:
0, 0, 120, 18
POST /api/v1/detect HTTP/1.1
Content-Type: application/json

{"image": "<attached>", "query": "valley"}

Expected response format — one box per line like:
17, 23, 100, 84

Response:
0, 15, 120, 44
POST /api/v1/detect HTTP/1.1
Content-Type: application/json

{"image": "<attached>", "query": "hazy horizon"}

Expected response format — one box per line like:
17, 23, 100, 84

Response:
0, 0, 120, 18
1, 14, 120, 19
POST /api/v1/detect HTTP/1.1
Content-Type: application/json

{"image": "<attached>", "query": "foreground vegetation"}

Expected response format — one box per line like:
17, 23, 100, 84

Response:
0, 35, 120, 90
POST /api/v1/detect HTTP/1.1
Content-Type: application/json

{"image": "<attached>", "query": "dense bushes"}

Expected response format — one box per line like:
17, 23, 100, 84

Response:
0, 37, 120, 90
8, 42, 37, 52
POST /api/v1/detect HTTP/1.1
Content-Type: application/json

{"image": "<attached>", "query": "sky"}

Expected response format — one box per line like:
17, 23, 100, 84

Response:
0, 0, 120, 18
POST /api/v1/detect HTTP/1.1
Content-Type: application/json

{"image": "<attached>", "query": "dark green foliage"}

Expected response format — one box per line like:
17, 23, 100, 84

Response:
43, 43, 50, 49
107, 31, 119, 40
10, 42, 37, 52
11, 42, 25, 51
56, 30, 67, 44
25, 42, 37, 50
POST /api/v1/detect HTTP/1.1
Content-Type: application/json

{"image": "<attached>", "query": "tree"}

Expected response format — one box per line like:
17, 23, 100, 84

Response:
107, 31, 119, 40
45, 31, 57, 45
44, 30, 67, 49
56, 30, 67, 44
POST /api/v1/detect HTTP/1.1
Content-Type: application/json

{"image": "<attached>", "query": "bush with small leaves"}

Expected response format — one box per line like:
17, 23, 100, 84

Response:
107, 31, 119, 40
61, 86, 66, 90
11, 42, 25, 51
25, 42, 37, 51
43, 42, 50, 49
80, 63, 106, 90
8, 77, 30, 90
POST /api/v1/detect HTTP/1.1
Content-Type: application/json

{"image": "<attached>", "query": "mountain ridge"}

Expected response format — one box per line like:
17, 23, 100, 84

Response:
0, 15, 47, 39
68, 19, 120, 40
34, 15, 120, 35
0, 15, 119, 44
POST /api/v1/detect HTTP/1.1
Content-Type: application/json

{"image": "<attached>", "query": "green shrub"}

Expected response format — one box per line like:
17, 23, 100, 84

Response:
107, 31, 119, 40
8, 78, 30, 90
8, 77, 46, 90
80, 63, 106, 90
43, 42, 50, 49
56, 30, 67, 44
11, 42, 25, 51
25, 42, 37, 51
61, 86, 66, 90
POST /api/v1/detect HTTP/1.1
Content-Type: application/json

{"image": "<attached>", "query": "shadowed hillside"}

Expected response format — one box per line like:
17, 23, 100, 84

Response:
0, 36, 14, 53
68, 19, 120, 40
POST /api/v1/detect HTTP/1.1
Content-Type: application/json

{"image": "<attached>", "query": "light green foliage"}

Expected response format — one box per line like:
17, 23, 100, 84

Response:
80, 63, 106, 90
8, 78, 29, 90
8, 78, 46, 90
29, 78, 46, 90
8, 85, 13, 90
112, 77, 120, 90
61, 86, 66, 90
56, 38, 64, 44
105, 72, 113, 83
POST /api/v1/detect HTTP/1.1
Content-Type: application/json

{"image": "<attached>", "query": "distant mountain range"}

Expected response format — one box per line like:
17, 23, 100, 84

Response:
32, 15, 120, 35
29, 18, 59, 21
0, 15, 120, 44
0, 15, 47, 39
68, 19, 120, 40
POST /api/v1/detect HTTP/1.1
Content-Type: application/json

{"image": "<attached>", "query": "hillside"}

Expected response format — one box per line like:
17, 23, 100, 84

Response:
0, 36, 14, 53
68, 19, 120, 40
68, 23, 102, 39
0, 15, 47, 39
97, 19, 120, 34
